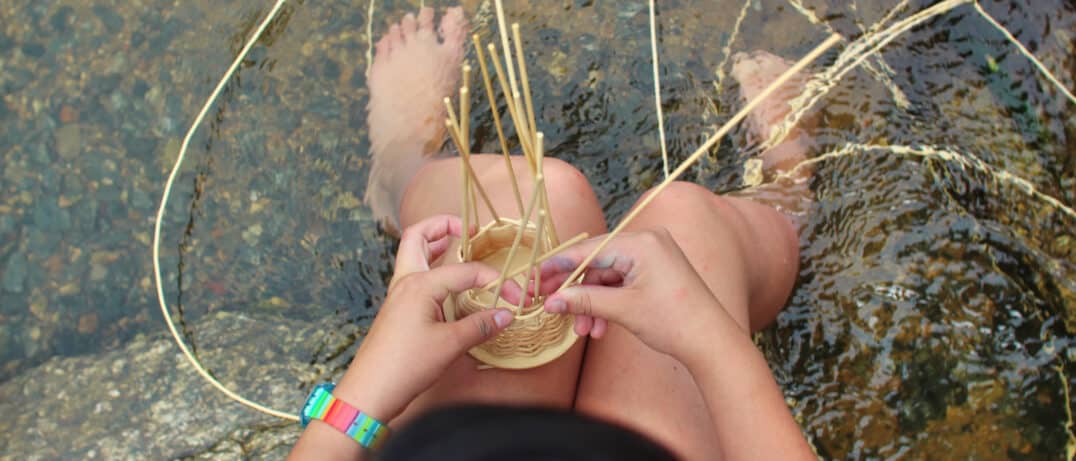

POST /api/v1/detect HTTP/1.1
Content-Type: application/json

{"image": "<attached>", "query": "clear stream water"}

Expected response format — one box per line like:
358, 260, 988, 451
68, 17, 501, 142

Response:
0, 0, 1073, 458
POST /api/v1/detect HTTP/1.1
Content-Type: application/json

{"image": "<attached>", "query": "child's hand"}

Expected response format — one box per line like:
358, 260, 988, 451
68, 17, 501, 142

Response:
538, 229, 738, 364
335, 215, 520, 422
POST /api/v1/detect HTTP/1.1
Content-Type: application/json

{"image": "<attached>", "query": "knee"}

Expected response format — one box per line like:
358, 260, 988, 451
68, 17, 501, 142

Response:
634, 181, 720, 219
541, 158, 593, 203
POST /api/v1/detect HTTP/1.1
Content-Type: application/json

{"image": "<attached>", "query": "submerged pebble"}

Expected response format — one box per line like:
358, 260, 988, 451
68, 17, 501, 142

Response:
1, 252, 28, 293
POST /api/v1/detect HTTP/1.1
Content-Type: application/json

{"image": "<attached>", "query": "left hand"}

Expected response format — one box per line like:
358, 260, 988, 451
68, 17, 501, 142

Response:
334, 215, 520, 422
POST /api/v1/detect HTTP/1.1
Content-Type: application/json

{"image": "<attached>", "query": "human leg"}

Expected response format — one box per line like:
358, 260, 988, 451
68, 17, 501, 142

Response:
573, 183, 799, 459
362, 6, 608, 425
574, 51, 811, 460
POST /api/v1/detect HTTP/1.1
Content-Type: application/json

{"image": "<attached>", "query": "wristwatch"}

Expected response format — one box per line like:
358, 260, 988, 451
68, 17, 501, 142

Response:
300, 383, 390, 450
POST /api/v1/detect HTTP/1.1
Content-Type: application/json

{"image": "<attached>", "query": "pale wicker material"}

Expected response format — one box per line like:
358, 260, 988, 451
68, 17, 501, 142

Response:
441, 218, 578, 369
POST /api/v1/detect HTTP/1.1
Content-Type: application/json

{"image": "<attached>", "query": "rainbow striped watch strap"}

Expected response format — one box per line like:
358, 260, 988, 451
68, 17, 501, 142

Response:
300, 383, 389, 450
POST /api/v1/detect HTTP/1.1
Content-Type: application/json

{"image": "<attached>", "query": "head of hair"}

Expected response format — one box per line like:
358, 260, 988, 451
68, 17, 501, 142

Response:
378, 404, 678, 461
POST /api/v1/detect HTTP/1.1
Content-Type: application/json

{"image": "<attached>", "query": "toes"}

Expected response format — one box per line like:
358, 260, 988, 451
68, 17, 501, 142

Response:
415, 7, 437, 42
401, 13, 418, 42
389, 23, 404, 49
417, 7, 434, 31
375, 33, 393, 58
437, 6, 469, 48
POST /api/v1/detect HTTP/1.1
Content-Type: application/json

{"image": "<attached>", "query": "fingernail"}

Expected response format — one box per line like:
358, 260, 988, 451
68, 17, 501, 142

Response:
494, 310, 513, 328
545, 297, 566, 313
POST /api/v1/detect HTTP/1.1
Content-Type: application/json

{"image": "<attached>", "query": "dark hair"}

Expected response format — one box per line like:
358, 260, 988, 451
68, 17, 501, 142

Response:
378, 405, 678, 461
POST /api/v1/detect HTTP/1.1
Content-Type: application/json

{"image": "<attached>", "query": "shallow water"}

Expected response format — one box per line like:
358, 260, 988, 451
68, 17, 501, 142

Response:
0, 0, 1073, 458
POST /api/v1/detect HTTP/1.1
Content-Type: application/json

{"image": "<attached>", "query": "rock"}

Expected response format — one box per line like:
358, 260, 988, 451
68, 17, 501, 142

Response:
3, 67, 33, 93
89, 264, 108, 282
0, 214, 13, 237
1, 251, 27, 293
77, 313, 99, 334
131, 79, 149, 99
0, 311, 360, 459
55, 124, 81, 159
130, 30, 145, 48
59, 105, 78, 124
20, 42, 45, 58
92, 5, 125, 33
49, 5, 73, 33
29, 298, 48, 321
242, 224, 263, 245
148, 17, 180, 50
322, 58, 341, 81
41, 168, 60, 193
109, 90, 127, 112
32, 200, 71, 232
129, 187, 152, 211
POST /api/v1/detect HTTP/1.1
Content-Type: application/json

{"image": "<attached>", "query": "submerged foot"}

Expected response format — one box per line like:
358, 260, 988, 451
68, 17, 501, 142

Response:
364, 7, 468, 233
730, 50, 815, 219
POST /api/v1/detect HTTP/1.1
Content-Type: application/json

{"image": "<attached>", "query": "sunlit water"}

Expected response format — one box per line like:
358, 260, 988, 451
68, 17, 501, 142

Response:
0, 0, 1072, 458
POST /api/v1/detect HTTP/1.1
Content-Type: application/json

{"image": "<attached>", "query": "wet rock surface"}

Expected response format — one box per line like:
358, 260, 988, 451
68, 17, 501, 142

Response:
0, 310, 360, 460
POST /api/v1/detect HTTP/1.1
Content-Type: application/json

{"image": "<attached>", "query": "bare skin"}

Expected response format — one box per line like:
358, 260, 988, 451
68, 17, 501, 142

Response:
296, 6, 815, 461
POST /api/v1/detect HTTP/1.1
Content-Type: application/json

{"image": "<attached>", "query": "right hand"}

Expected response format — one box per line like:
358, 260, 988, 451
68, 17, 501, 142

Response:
538, 228, 740, 362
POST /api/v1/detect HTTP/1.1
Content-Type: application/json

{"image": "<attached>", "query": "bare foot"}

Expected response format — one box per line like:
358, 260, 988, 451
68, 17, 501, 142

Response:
730, 50, 815, 220
364, 7, 468, 233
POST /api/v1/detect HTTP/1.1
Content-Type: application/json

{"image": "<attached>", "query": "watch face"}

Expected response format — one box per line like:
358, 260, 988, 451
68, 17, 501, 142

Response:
300, 383, 336, 427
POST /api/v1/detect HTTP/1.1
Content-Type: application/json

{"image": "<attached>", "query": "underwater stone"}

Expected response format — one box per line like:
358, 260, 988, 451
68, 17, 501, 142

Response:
92, 5, 125, 33
33, 200, 71, 232
2, 251, 28, 293
121, 134, 157, 162
20, 42, 45, 59
130, 30, 145, 48
50, 6, 73, 33
129, 187, 152, 211
0, 215, 13, 237
55, 124, 81, 159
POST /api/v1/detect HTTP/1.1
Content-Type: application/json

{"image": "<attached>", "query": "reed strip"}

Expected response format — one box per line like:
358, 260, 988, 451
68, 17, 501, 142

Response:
534, 132, 558, 245
647, 0, 670, 178
461, 68, 471, 148
519, 210, 547, 312
480, 231, 589, 292
458, 143, 471, 255
493, 0, 520, 106
445, 119, 501, 222
488, 43, 536, 170
512, 24, 538, 138
488, 177, 544, 310
473, 34, 525, 215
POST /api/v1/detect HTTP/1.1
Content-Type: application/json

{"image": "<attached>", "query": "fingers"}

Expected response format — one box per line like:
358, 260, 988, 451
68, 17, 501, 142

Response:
574, 315, 593, 336
395, 215, 466, 276
590, 318, 608, 338
423, 262, 522, 305
533, 266, 625, 296
446, 308, 514, 350
544, 284, 625, 320
537, 236, 636, 287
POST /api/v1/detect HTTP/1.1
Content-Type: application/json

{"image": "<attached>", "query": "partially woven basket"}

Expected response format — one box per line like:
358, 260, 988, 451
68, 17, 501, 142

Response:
442, 218, 578, 369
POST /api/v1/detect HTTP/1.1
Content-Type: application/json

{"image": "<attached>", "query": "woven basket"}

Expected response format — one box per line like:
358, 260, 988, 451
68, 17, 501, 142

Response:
442, 218, 578, 369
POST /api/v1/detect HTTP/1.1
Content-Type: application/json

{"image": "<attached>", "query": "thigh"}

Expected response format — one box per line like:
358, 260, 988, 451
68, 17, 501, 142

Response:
392, 154, 608, 425
574, 182, 799, 460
